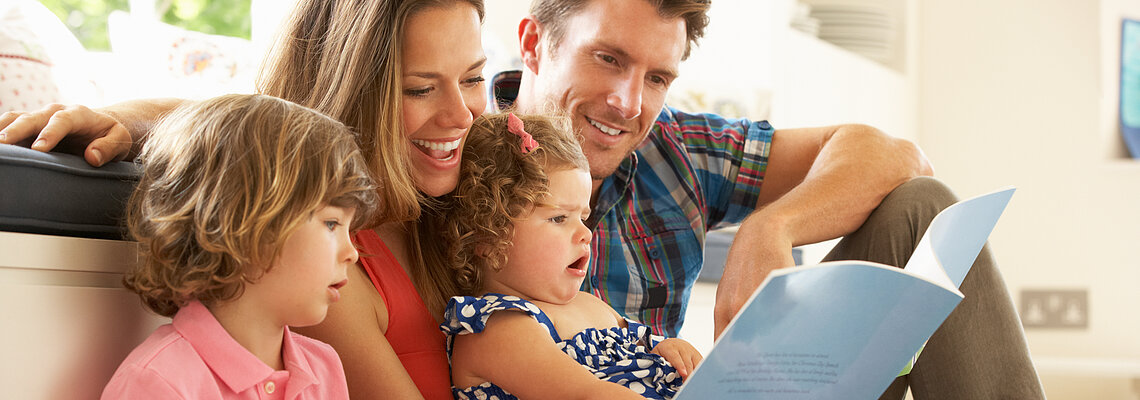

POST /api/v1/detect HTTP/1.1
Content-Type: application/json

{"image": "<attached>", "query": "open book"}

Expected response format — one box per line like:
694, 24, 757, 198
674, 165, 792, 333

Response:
673, 187, 1016, 399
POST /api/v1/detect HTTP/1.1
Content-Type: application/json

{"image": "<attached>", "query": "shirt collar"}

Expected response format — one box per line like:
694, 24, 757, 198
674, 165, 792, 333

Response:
587, 152, 638, 229
173, 301, 319, 395
281, 327, 319, 398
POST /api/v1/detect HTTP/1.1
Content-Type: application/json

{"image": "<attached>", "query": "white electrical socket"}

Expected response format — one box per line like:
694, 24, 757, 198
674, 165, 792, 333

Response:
1019, 289, 1088, 329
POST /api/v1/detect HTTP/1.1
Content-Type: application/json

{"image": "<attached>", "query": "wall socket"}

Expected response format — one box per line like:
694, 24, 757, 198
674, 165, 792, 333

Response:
1019, 289, 1088, 329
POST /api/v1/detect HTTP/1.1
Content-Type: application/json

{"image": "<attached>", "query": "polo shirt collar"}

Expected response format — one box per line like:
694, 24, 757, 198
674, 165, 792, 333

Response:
281, 327, 319, 398
173, 301, 319, 395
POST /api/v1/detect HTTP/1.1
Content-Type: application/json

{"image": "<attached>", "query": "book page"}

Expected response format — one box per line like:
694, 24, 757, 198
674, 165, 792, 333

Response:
904, 187, 1015, 290
674, 186, 1015, 399
674, 262, 961, 399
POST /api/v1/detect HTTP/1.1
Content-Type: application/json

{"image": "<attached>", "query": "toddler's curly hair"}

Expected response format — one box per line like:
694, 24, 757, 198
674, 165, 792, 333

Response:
425, 112, 588, 296
124, 93, 378, 317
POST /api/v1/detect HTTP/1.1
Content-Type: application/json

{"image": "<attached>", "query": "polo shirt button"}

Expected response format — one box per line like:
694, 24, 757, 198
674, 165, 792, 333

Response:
265, 381, 275, 394
758, 120, 772, 130
590, 276, 600, 287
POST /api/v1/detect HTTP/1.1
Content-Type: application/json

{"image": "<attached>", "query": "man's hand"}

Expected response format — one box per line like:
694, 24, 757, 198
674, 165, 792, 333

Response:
650, 338, 703, 379
712, 216, 797, 339
711, 124, 934, 339
0, 103, 133, 166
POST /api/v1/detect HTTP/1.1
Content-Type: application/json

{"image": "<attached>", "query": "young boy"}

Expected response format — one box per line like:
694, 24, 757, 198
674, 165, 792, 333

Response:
102, 94, 377, 399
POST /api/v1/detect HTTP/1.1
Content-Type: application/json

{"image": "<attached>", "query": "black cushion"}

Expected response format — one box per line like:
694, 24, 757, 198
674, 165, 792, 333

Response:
0, 143, 141, 240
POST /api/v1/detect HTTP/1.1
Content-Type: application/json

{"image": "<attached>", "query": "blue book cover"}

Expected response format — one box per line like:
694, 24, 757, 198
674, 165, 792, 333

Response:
673, 187, 1015, 400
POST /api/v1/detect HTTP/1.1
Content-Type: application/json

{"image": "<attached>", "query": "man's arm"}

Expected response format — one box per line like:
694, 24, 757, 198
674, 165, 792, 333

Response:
0, 98, 186, 166
713, 124, 933, 337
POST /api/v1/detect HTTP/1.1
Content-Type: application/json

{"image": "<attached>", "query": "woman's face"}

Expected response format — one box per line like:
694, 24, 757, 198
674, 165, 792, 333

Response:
401, 3, 487, 197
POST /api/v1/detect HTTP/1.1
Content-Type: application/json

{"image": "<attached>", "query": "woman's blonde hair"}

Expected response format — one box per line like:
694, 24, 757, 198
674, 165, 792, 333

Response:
125, 94, 379, 317
258, 0, 484, 226
423, 112, 588, 296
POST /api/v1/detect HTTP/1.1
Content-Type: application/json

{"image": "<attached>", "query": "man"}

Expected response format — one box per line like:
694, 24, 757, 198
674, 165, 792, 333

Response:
499, 0, 1044, 398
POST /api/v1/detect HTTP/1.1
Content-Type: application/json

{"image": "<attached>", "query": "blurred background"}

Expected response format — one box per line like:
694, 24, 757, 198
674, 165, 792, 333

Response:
3, 0, 1137, 398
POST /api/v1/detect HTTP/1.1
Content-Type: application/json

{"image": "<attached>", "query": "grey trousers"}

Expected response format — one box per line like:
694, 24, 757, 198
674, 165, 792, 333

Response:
819, 177, 1045, 399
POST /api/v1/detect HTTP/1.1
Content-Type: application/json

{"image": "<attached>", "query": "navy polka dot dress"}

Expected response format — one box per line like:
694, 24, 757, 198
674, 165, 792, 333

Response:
441, 293, 683, 399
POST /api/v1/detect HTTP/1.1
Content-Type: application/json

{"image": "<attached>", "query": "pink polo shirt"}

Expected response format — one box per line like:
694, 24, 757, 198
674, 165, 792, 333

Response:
101, 301, 349, 399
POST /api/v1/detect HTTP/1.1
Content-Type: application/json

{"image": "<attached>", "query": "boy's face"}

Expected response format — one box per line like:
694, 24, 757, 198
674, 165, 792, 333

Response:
527, 0, 687, 180
244, 205, 358, 328
484, 168, 593, 304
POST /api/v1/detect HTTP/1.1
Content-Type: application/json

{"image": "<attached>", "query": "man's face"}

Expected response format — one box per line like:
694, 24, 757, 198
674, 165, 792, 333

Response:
530, 0, 687, 180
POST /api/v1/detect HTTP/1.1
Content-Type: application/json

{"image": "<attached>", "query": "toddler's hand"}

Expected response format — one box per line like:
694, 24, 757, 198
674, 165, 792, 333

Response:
650, 338, 703, 379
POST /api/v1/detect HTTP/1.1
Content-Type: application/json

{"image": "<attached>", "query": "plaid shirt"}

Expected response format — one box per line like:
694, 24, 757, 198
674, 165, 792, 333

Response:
493, 71, 775, 337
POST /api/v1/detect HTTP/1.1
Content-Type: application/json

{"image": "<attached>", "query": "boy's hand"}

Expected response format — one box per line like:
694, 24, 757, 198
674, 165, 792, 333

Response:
650, 338, 703, 379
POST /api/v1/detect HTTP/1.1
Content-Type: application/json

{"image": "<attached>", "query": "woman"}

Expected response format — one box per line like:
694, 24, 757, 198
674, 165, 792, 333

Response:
0, 1, 487, 398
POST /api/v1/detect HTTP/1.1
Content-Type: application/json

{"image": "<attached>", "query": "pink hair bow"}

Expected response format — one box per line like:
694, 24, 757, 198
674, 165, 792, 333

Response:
507, 113, 539, 154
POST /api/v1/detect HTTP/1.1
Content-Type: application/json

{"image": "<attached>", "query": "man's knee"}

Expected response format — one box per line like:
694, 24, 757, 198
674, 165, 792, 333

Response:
878, 177, 958, 222
825, 177, 959, 265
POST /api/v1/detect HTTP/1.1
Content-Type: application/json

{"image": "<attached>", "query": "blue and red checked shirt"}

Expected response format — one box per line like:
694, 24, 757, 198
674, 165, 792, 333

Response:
493, 71, 775, 337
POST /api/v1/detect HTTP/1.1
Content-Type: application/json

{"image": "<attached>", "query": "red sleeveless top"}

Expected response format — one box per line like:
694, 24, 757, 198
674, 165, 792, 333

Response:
352, 229, 451, 400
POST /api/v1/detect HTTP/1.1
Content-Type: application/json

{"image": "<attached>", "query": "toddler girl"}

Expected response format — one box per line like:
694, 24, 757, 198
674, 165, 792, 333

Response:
432, 112, 703, 399
102, 94, 377, 399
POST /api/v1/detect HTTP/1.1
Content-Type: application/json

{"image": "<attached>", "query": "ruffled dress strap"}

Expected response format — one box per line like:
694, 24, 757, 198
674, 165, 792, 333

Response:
441, 294, 567, 400
441, 293, 561, 347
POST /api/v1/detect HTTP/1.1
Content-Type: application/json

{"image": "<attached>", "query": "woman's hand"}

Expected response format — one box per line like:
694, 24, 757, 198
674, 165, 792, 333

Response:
0, 103, 133, 166
650, 338, 703, 379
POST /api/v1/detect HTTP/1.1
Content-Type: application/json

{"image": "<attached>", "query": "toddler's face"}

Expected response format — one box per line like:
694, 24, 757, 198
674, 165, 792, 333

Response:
485, 168, 593, 305
244, 205, 359, 327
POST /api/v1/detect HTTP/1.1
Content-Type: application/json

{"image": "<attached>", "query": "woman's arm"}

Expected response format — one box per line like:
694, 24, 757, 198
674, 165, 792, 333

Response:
450, 311, 644, 400
294, 262, 425, 400
0, 98, 185, 166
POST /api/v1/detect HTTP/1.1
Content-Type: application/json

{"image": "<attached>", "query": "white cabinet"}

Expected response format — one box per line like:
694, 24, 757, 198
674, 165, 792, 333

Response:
0, 232, 167, 399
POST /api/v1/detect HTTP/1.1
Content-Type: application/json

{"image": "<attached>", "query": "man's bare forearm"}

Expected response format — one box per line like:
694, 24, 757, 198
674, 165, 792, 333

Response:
101, 98, 187, 158
713, 124, 933, 336
757, 124, 932, 251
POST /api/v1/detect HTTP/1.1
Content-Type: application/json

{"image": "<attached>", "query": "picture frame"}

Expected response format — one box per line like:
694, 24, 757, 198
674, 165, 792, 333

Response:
1119, 18, 1140, 158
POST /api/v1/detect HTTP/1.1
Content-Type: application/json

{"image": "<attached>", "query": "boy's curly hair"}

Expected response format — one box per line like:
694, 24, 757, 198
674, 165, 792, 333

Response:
424, 112, 588, 297
124, 94, 379, 317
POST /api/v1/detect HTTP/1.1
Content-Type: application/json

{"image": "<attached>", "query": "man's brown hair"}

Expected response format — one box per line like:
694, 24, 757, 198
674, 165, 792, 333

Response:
530, 0, 711, 60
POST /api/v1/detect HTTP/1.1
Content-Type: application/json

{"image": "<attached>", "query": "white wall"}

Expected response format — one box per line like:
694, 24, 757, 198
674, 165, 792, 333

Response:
917, 0, 1140, 391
